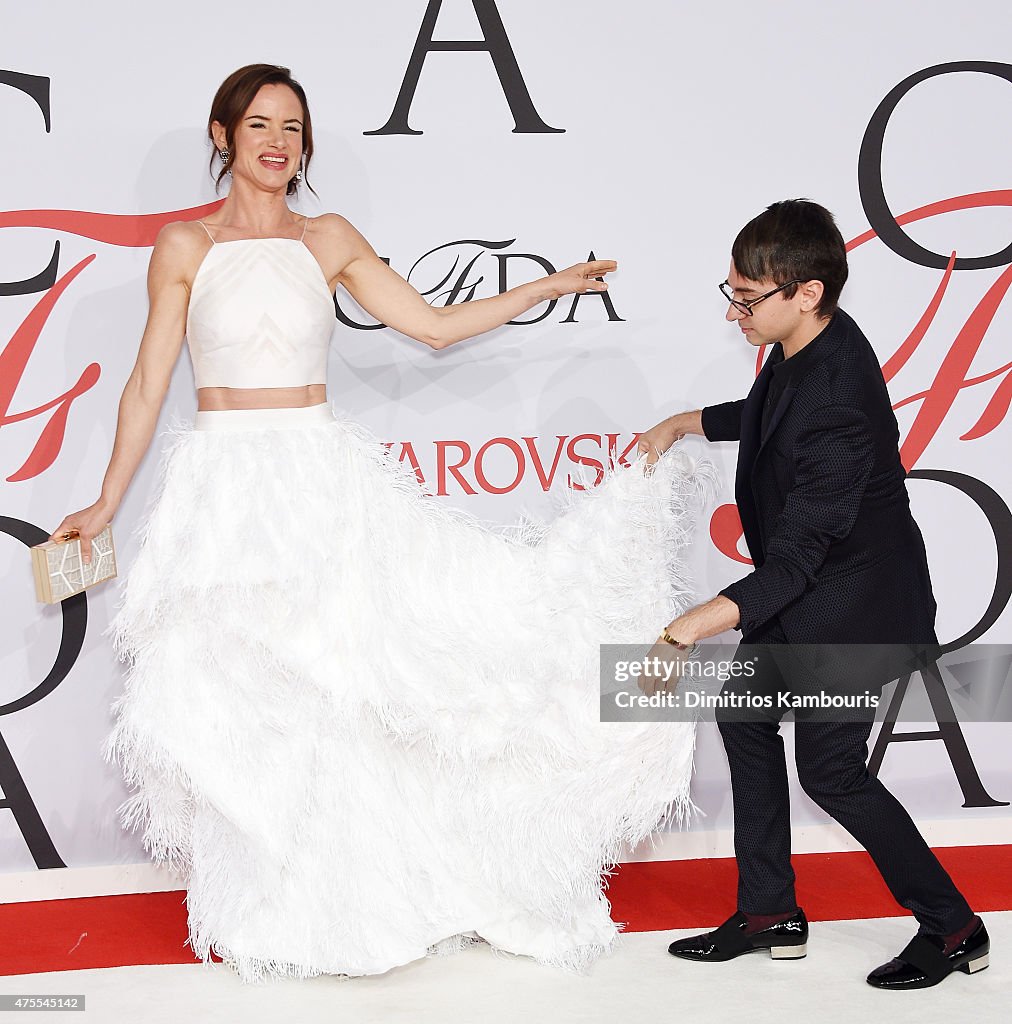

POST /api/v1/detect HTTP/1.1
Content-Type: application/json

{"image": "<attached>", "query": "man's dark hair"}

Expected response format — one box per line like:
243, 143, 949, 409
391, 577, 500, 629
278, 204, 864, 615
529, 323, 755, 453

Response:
731, 199, 849, 318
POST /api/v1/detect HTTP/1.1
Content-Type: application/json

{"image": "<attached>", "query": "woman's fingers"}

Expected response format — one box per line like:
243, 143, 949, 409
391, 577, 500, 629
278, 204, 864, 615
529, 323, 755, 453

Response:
48, 521, 93, 564
584, 259, 617, 276
578, 260, 616, 291
49, 522, 74, 543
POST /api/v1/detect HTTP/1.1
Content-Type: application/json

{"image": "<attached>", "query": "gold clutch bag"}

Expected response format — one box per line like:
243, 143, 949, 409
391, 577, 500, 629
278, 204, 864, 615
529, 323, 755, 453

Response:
31, 524, 118, 603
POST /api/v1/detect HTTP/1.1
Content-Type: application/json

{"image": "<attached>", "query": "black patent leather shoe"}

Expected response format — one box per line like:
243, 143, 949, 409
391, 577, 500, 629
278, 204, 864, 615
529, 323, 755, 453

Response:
866, 919, 989, 990
667, 909, 808, 962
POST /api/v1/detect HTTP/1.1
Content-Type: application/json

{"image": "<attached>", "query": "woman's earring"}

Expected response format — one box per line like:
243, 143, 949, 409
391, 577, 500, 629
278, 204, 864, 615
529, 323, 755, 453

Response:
295, 155, 305, 182
219, 148, 230, 163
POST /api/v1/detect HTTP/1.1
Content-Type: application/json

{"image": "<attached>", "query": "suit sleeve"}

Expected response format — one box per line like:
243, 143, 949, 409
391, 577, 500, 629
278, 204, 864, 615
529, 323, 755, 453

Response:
718, 403, 875, 636
701, 400, 746, 442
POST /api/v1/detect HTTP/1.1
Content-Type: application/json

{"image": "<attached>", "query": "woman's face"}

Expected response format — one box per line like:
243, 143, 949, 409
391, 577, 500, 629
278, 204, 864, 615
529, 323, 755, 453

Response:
214, 83, 305, 193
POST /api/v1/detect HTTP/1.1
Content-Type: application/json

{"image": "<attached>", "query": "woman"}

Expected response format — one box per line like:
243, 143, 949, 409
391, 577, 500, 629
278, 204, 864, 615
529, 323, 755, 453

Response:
51, 64, 704, 983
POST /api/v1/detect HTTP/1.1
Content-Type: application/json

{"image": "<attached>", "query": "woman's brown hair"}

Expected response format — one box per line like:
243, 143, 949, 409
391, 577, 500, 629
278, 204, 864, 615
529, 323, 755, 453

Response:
207, 64, 315, 197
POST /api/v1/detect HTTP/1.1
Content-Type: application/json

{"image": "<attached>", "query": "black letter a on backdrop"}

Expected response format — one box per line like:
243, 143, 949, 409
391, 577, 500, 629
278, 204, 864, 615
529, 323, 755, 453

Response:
365, 0, 563, 135
868, 661, 1008, 809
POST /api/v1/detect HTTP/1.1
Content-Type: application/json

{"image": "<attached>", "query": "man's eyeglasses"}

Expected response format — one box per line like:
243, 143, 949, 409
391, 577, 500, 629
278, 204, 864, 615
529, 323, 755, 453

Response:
719, 279, 804, 317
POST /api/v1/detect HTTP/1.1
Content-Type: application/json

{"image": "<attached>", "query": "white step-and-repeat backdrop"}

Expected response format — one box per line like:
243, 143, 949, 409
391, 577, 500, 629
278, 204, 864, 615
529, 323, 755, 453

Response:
2, 0, 1010, 874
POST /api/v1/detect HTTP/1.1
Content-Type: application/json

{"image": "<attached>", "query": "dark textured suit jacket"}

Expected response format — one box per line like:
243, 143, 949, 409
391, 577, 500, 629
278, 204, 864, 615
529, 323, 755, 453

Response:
702, 308, 938, 645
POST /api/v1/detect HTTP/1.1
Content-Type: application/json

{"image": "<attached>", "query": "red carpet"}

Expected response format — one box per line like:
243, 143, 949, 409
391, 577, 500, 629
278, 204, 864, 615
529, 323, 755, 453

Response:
3, 846, 1009, 977
606, 845, 1012, 931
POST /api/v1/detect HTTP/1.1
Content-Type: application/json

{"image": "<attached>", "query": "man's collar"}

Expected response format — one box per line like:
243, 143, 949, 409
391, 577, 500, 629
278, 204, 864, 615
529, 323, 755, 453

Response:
770, 310, 840, 381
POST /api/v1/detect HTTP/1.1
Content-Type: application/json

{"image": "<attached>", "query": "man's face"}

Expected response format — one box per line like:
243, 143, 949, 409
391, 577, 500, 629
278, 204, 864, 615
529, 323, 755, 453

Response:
723, 262, 802, 349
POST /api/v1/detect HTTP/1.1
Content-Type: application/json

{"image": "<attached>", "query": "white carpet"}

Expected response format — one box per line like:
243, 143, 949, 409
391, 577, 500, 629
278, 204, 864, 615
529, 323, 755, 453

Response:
1, 913, 1005, 1024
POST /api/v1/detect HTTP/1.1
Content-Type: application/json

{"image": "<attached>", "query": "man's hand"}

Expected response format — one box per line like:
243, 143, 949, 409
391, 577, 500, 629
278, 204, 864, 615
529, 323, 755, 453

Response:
637, 410, 705, 465
637, 638, 690, 697
663, 596, 741, 647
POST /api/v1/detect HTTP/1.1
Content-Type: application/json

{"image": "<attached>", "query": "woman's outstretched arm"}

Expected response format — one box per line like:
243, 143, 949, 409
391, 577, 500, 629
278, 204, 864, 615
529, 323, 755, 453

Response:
318, 213, 615, 349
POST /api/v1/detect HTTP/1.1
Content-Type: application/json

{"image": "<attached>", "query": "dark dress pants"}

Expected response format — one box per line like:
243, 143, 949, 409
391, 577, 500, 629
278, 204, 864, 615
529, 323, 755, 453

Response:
714, 618, 973, 935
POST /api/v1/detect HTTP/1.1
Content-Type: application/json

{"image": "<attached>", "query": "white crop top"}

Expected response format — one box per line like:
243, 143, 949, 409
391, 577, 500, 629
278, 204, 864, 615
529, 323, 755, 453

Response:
185, 219, 335, 389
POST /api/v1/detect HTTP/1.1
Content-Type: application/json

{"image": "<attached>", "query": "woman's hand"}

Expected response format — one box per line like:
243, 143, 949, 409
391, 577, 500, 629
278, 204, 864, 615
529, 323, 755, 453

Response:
49, 498, 116, 565
637, 410, 704, 465
542, 260, 617, 300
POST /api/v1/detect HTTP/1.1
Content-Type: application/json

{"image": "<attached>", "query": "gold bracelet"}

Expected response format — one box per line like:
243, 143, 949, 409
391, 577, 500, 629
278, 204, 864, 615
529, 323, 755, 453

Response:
661, 628, 698, 656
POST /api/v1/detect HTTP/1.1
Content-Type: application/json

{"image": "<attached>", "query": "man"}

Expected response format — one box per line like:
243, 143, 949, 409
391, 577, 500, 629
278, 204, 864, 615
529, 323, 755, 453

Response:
638, 200, 987, 989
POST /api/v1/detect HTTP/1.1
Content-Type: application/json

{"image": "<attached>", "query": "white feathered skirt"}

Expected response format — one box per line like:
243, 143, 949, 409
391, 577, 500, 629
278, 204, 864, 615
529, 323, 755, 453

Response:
103, 400, 707, 983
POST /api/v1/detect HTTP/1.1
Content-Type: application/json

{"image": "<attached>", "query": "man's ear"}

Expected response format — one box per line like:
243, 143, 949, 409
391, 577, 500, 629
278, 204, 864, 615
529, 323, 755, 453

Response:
798, 279, 825, 314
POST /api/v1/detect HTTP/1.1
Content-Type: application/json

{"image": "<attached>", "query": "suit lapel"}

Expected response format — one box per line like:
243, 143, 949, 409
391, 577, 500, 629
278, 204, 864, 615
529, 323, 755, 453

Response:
733, 315, 848, 566
739, 348, 778, 466
734, 353, 778, 563
759, 385, 798, 451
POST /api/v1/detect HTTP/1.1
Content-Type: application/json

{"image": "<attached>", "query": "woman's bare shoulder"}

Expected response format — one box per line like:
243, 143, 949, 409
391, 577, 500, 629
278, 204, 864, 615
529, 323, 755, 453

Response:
149, 221, 211, 283
307, 212, 368, 241
156, 219, 211, 245
307, 214, 374, 270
